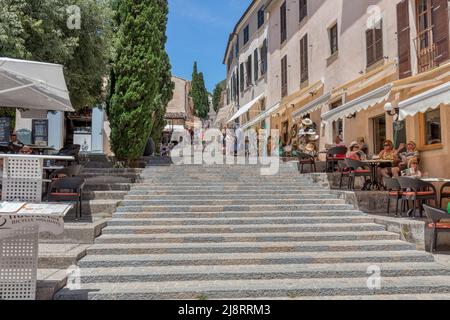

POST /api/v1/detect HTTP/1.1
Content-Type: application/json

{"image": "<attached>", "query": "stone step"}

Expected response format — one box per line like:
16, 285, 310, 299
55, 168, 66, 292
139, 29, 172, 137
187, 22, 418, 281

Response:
127, 190, 335, 196
80, 173, 142, 181
83, 191, 129, 200
115, 204, 356, 213
54, 275, 450, 300
79, 250, 434, 268
107, 216, 375, 226
101, 223, 385, 235
40, 219, 108, 244
118, 199, 346, 207
84, 183, 131, 192
129, 187, 327, 193
112, 210, 364, 219
94, 231, 399, 244
38, 243, 89, 269
76, 262, 450, 284
64, 200, 120, 220
85, 240, 414, 256
124, 194, 338, 200
246, 294, 450, 300
81, 168, 143, 174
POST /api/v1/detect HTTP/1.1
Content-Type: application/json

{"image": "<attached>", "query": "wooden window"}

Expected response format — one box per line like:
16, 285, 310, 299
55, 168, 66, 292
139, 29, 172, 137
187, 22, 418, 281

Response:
366, 20, 383, 67
281, 55, 288, 97
254, 49, 259, 81
419, 107, 442, 148
240, 63, 245, 93
280, 1, 287, 44
243, 25, 250, 45
258, 8, 265, 29
299, 0, 308, 23
329, 23, 338, 55
300, 34, 308, 83
397, 0, 412, 78
261, 39, 268, 76
246, 55, 252, 87
415, 0, 450, 72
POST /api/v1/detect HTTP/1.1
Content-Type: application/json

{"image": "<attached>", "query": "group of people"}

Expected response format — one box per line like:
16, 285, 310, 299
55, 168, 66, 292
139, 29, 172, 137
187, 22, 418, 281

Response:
2, 132, 34, 155
346, 138, 422, 184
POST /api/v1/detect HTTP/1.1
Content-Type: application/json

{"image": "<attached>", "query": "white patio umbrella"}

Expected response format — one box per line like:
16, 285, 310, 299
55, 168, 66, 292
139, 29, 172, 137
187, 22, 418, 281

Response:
0, 57, 74, 112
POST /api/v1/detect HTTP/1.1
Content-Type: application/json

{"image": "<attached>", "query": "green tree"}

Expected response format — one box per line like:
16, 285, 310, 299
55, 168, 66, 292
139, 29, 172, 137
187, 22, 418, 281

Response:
0, 0, 113, 110
190, 62, 209, 119
212, 80, 225, 113
108, 0, 173, 163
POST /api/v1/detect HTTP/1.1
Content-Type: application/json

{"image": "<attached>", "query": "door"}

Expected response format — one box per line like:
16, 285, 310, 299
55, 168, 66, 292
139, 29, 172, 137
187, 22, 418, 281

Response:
372, 115, 386, 154
91, 105, 104, 154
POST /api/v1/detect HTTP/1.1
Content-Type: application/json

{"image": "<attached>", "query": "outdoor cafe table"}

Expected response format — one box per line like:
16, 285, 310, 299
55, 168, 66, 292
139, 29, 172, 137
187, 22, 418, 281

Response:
361, 159, 394, 191
28, 145, 56, 155
0, 202, 72, 300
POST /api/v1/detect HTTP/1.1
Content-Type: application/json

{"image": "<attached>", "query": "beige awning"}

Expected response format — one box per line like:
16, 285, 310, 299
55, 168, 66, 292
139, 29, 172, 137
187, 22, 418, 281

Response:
322, 83, 392, 124
292, 92, 331, 120
398, 81, 450, 120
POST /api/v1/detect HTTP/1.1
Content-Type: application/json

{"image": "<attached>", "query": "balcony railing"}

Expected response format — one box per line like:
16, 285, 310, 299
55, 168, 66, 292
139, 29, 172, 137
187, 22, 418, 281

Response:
414, 28, 438, 73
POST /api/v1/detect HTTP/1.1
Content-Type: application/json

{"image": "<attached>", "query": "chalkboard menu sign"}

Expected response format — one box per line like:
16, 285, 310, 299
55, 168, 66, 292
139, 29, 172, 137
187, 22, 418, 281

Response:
0, 117, 11, 146
32, 119, 48, 145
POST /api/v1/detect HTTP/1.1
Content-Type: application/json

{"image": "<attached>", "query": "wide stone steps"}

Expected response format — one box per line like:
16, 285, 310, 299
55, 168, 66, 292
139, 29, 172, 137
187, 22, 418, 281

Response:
124, 193, 338, 200
55, 276, 450, 300
54, 164, 450, 300
116, 204, 356, 213
101, 223, 385, 235
93, 231, 400, 244
84, 240, 415, 256
107, 216, 375, 226
111, 210, 364, 219
74, 262, 450, 284
118, 199, 345, 207
79, 250, 434, 267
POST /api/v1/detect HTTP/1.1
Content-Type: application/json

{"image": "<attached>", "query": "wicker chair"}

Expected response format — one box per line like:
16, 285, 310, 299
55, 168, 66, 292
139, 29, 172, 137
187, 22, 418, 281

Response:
397, 177, 438, 218
297, 153, 316, 173
423, 205, 450, 252
326, 146, 348, 173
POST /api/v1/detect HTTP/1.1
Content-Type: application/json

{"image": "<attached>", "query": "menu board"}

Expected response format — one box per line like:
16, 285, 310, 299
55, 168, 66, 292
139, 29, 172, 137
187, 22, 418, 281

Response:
32, 119, 48, 145
0, 117, 11, 146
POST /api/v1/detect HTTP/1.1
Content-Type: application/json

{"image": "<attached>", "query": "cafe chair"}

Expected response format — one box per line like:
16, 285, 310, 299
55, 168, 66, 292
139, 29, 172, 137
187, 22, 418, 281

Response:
423, 205, 450, 253
57, 144, 81, 164
440, 182, 450, 208
47, 177, 85, 220
345, 158, 371, 190
397, 177, 438, 218
337, 161, 351, 190
49, 164, 83, 181
297, 153, 316, 173
384, 177, 407, 217
326, 146, 348, 173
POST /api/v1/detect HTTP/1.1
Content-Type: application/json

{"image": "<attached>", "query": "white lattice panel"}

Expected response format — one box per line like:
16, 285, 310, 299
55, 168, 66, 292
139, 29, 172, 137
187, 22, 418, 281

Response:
2, 157, 43, 202
0, 225, 39, 300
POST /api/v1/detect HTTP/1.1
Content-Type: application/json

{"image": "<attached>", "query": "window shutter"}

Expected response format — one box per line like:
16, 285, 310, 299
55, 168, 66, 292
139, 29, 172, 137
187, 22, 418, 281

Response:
375, 26, 383, 61
300, 35, 308, 83
254, 49, 259, 81
396, 0, 412, 79
432, 0, 449, 65
366, 29, 375, 67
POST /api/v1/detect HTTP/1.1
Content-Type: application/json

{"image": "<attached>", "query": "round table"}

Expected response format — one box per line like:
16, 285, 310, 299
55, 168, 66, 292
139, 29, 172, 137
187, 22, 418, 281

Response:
361, 160, 394, 191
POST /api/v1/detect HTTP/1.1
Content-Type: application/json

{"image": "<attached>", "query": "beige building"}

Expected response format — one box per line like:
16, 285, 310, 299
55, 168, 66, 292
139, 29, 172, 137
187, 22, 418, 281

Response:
226, 0, 450, 178
221, 0, 270, 130
164, 76, 195, 129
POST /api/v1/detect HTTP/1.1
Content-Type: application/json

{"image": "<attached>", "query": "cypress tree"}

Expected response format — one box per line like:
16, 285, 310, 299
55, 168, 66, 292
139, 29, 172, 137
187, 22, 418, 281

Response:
108, 0, 173, 163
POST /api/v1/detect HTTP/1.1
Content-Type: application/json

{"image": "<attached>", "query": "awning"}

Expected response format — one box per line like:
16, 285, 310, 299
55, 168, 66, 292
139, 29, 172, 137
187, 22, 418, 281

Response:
398, 81, 450, 120
0, 57, 74, 112
292, 92, 331, 120
227, 93, 264, 123
322, 83, 392, 124
241, 102, 281, 131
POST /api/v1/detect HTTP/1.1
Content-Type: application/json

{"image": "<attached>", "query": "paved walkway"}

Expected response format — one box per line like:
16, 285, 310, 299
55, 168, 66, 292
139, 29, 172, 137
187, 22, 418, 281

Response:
55, 163, 450, 300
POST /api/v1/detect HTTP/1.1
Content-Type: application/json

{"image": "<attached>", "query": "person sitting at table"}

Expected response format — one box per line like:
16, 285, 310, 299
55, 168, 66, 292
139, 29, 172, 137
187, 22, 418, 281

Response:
8, 132, 24, 153
19, 145, 34, 155
357, 137, 369, 156
346, 141, 366, 161
333, 136, 346, 148
401, 157, 423, 178
391, 141, 420, 177
377, 140, 400, 181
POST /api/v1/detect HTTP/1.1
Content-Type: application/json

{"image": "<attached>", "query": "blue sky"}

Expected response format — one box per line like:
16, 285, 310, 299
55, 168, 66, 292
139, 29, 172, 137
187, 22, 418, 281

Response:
167, 0, 251, 92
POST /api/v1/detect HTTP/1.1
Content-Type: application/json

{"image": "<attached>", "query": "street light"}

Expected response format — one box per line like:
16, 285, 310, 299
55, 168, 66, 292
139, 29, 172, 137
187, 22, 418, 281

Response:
384, 102, 400, 121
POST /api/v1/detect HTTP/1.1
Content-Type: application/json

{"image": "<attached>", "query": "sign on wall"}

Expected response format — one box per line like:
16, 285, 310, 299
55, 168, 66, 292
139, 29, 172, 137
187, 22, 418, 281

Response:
0, 117, 11, 146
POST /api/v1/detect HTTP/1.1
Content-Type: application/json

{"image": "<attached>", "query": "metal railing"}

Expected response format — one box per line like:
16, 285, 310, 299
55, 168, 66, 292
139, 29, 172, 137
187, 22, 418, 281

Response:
414, 28, 438, 73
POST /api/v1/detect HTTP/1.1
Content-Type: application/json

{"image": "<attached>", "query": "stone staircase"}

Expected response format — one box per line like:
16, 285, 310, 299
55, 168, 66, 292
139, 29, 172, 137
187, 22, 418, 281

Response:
55, 163, 450, 300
